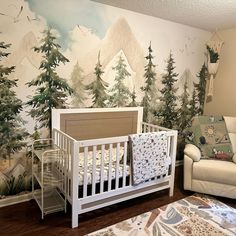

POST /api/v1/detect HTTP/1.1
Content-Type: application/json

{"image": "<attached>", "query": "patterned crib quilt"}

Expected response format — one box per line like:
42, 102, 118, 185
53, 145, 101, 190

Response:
129, 132, 170, 185
78, 147, 130, 185
62, 147, 130, 186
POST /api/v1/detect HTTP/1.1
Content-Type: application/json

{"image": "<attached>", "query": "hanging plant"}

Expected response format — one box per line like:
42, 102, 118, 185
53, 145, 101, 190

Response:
206, 45, 219, 63
206, 45, 220, 98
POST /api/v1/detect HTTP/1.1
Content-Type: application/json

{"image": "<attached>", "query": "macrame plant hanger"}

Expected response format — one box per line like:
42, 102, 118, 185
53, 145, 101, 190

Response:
206, 30, 224, 98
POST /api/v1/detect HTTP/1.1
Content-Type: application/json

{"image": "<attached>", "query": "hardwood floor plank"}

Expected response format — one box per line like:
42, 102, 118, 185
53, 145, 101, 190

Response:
0, 166, 235, 236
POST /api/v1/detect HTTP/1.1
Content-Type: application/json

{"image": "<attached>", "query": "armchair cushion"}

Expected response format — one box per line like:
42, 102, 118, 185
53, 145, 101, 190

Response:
184, 144, 201, 162
186, 116, 233, 161
193, 159, 236, 186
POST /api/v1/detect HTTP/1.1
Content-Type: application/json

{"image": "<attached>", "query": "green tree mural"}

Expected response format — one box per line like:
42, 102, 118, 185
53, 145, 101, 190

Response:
189, 86, 198, 118
86, 51, 109, 108
0, 42, 28, 165
158, 52, 178, 129
141, 42, 158, 122
26, 28, 73, 132
129, 87, 138, 107
109, 54, 131, 107
177, 80, 191, 133
70, 61, 86, 107
195, 63, 208, 115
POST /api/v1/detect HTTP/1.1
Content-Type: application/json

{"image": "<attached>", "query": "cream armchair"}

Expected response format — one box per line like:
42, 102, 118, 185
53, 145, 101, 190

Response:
184, 116, 236, 199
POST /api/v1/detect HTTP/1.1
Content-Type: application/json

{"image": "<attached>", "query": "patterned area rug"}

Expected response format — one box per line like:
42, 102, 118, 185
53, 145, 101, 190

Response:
87, 194, 236, 236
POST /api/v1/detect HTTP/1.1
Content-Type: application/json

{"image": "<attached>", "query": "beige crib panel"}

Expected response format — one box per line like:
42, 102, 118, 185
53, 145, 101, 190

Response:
60, 111, 138, 140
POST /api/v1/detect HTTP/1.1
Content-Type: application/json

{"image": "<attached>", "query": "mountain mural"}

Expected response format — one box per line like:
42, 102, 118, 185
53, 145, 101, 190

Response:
81, 17, 145, 99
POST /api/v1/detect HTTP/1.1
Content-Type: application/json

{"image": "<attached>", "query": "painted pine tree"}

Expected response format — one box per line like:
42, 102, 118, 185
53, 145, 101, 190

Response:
189, 86, 198, 118
86, 51, 109, 108
0, 42, 28, 165
70, 62, 86, 107
177, 80, 191, 132
158, 52, 178, 129
195, 63, 207, 115
109, 55, 131, 107
128, 87, 138, 107
26, 29, 73, 132
141, 42, 158, 122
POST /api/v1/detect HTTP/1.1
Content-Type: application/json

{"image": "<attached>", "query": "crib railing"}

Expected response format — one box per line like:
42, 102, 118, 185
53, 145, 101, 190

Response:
52, 124, 177, 204
142, 122, 171, 132
79, 136, 130, 198
52, 128, 76, 199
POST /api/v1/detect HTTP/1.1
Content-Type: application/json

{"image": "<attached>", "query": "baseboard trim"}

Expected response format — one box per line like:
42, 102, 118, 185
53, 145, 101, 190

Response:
0, 192, 32, 208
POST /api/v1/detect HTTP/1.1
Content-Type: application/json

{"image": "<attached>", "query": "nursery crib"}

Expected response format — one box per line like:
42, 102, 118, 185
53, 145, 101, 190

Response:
51, 107, 177, 228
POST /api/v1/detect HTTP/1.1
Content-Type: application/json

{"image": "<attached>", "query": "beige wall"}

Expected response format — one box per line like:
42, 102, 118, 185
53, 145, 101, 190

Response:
204, 28, 236, 116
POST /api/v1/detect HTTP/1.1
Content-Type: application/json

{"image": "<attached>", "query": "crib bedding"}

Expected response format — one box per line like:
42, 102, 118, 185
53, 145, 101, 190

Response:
78, 147, 129, 185
59, 147, 130, 186
78, 164, 130, 186
130, 131, 170, 185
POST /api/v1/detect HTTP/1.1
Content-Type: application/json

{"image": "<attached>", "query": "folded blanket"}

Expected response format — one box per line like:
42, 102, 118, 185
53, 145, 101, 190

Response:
129, 132, 170, 185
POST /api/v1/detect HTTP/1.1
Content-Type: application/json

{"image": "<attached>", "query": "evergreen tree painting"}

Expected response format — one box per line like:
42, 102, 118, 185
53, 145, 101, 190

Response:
129, 87, 138, 107
109, 54, 131, 107
177, 81, 191, 132
141, 42, 158, 122
158, 52, 178, 129
195, 63, 208, 115
0, 42, 28, 165
70, 62, 86, 107
26, 29, 73, 132
189, 86, 198, 118
86, 51, 109, 108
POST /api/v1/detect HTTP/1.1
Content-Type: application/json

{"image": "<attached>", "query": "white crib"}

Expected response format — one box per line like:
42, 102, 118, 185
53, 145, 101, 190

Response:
51, 107, 177, 228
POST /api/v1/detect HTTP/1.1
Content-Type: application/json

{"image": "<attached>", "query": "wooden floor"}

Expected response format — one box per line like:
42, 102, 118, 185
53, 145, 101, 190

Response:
0, 166, 235, 236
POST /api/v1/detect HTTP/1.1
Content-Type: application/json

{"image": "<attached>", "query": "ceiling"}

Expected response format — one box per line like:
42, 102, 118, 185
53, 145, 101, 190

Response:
93, 0, 236, 31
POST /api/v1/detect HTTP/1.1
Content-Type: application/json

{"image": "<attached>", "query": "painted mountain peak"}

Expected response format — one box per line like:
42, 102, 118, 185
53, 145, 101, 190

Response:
82, 17, 145, 97
5, 31, 40, 69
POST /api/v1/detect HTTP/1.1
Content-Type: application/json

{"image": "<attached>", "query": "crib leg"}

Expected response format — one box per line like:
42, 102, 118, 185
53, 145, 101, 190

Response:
169, 185, 174, 197
72, 211, 78, 228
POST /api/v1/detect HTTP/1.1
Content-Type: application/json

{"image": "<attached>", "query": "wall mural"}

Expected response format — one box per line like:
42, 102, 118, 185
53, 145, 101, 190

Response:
0, 0, 210, 198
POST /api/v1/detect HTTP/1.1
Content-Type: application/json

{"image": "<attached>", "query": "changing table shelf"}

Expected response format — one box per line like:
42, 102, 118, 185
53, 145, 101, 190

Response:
32, 139, 67, 219
33, 188, 65, 215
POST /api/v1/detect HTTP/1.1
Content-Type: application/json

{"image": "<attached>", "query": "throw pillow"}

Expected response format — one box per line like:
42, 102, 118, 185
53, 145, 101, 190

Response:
186, 116, 233, 161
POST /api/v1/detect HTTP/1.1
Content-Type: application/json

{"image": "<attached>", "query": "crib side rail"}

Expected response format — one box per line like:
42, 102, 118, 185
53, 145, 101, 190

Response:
141, 122, 172, 132
79, 135, 130, 199
52, 128, 76, 199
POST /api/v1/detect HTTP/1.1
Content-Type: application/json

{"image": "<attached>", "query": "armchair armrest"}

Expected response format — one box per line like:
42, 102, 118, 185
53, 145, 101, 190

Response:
233, 153, 236, 164
184, 144, 201, 162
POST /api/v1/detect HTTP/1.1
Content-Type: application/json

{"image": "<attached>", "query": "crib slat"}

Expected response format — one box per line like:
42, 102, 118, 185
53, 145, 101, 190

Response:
167, 136, 171, 160
115, 143, 120, 189
100, 145, 105, 194
92, 146, 97, 195
83, 147, 88, 198
108, 143, 113, 191
143, 123, 146, 133
65, 139, 69, 197
122, 141, 127, 187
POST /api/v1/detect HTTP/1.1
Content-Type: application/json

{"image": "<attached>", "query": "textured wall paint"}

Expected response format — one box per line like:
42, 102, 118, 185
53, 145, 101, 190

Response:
204, 28, 236, 116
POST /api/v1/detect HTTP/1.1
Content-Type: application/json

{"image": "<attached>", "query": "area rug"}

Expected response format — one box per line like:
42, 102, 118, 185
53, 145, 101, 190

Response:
87, 194, 236, 236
